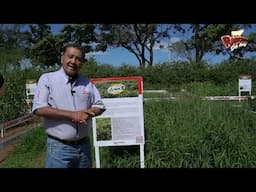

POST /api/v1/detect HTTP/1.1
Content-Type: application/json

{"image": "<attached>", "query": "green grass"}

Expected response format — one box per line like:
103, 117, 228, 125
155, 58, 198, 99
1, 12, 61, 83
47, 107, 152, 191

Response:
3, 88, 256, 168
99, 98, 256, 168
182, 81, 238, 96
0, 126, 46, 168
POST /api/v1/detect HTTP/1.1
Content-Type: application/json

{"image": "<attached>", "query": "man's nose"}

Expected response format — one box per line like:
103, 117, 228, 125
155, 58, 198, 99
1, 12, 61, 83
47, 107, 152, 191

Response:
70, 57, 76, 63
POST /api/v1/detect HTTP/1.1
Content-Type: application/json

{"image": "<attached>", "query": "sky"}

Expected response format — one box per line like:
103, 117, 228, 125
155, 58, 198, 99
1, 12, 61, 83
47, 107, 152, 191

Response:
50, 24, 254, 67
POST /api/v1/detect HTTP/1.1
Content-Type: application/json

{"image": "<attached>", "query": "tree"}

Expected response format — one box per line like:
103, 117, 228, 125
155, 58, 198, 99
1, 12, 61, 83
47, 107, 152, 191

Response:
170, 24, 252, 63
61, 24, 98, 53
97, 24, 171, 68
28, 24, 99, 68
29, 34, 64, 69
0, 24, 30, 71
239, 31, 256, 59
28, 24, 51, 45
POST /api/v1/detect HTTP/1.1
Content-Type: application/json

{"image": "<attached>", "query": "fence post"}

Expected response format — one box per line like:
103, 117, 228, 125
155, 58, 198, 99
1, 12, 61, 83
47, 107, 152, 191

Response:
0, 123, 4, 138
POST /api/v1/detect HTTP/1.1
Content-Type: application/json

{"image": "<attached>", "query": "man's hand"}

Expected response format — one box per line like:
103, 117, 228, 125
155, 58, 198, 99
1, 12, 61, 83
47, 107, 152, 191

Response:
83, 110, 96, 117
71, 110, 91, 124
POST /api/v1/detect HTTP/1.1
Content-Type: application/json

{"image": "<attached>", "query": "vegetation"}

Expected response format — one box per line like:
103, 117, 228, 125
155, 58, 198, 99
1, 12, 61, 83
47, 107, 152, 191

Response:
98, 98, 256, 168
0, 126, 46, 168
2, 24, 255, 69
1, 24, 256, 168
3, 96, 256, 168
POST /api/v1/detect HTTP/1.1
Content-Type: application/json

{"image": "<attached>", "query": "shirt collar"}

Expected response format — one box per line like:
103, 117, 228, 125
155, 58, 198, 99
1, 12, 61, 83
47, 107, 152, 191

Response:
59, 67, 79, 85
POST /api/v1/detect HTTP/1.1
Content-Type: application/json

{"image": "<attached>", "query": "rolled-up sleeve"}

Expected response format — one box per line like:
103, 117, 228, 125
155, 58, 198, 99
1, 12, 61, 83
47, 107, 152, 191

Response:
32, 74, 50, 113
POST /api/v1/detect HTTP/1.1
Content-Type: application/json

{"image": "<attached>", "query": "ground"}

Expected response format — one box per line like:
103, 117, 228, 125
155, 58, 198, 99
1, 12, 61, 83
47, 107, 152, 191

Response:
0, 118, 41, 164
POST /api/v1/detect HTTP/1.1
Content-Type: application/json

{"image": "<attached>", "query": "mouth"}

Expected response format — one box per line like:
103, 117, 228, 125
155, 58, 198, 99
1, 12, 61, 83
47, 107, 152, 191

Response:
67, 64, 77, 71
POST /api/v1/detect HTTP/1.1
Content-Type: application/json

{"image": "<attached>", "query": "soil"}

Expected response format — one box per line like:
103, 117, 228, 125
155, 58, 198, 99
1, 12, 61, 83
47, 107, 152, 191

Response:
0, 117, 42, 164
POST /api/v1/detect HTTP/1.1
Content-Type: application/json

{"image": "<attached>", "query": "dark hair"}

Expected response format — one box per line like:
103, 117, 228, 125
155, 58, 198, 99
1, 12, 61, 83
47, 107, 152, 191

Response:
61, 42, 85, 61
0, 73, 4, 88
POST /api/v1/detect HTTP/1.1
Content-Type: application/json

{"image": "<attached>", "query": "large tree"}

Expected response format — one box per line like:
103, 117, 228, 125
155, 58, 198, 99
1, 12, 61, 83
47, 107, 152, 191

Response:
28, 24, 99, 68
28, 24, 51, 45
0, 24, 31, 70
170, 24, 252, 63
97, 24, 171, 68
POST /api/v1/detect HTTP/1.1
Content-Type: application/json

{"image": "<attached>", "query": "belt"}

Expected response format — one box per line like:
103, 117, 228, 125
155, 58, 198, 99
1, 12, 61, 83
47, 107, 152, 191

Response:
47, 134, 89, 145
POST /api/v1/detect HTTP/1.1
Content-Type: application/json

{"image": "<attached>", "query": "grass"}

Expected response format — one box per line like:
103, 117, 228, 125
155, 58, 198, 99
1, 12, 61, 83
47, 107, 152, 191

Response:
99, 98, 256, 168
3, 88, 256, 168
0, 126, 46, 168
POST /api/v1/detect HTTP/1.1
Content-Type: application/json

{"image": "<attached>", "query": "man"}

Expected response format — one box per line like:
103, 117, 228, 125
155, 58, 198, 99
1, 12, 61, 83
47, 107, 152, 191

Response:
32, 43, 106, 168
0, 73, 4, 96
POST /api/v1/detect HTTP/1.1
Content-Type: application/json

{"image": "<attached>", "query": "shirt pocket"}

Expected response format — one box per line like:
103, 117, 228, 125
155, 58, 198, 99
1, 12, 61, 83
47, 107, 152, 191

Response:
75, 88, 91, 107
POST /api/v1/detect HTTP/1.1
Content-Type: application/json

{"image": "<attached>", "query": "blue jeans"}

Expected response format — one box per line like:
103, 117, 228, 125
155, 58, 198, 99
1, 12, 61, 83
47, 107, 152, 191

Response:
45, 137, 92, 168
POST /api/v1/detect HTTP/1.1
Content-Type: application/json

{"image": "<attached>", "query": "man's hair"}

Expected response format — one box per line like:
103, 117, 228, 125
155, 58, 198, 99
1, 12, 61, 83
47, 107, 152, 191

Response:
0, 73, 4, 88
61, 42, 85, 61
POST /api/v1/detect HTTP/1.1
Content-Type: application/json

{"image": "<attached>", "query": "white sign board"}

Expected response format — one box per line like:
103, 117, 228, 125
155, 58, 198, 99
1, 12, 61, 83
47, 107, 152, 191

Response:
26, 79, 37, 112
91, 76, 145, 168
239, 75, 252, 96
26, 80, 37, 99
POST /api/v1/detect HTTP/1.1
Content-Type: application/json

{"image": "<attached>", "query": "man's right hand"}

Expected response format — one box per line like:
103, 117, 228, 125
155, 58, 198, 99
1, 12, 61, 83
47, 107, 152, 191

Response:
71, 110, 91, 124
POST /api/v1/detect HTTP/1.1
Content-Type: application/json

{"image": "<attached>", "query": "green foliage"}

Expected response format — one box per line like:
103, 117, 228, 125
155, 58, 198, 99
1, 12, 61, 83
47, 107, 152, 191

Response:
0, 24, 31, 50
61, 24, 97, 53
3, 46, 256, 168
248, 97, 256, 111
115, 64, 139, 77
174, 24, 251, 62
29, 35, 63, 68
96, 118, 111, 141
100, 99, 256, 168
0, 126, 46, 168
209, 59, 256, 84
97, 24, 170, 68
0, 71, 27, 122
0, 47, 25, 71
81, 59, 116, 78
183, 81, 238, 96
0, 69, 43, 123
28, 24, 51, 44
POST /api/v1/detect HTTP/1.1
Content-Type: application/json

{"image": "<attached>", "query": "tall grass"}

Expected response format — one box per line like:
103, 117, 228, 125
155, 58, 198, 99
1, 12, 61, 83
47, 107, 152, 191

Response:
0, 127, 46, 168
183, 81, 239, 96
3, 97, 256, 168
100, 98, 256, 168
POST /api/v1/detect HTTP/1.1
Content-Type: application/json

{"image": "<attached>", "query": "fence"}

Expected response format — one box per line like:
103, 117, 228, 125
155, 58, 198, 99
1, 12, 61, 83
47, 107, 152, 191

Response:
0, 114, 35, 138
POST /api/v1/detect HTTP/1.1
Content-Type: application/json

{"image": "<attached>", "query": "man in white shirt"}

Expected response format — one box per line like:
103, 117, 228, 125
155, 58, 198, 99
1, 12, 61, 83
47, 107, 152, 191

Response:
32, 43, 106, 168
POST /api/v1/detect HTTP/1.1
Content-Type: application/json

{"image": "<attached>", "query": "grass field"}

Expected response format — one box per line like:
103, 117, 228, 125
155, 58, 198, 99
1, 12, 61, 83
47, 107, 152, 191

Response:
2, 86, 256, 168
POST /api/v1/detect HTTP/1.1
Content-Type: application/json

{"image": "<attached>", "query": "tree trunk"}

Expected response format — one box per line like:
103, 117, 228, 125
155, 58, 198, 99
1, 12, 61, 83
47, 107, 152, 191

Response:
195, 24, 200, 63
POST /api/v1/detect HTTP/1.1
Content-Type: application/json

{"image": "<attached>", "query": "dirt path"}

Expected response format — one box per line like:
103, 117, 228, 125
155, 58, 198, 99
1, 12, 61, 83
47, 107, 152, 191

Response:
0, 117, 42, 164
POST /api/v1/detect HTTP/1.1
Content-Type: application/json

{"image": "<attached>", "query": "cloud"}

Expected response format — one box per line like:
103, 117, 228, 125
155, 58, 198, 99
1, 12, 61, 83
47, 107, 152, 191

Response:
154, 37, 181, 52
169, 37, 180, 43
86, 51, 107, 58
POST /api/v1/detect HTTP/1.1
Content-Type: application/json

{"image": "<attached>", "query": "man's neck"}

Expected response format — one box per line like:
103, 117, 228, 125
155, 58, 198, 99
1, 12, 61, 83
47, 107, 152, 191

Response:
68, 75, 78, 84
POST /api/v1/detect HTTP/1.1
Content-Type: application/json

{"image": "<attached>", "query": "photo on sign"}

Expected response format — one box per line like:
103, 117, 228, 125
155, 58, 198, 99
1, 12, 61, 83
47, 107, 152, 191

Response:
96, 117, 112, 141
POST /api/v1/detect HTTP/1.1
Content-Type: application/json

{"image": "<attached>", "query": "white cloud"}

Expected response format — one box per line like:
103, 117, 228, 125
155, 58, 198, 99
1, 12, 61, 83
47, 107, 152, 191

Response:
154, 37, 181, 52
169, 37, 180, 43
86, 51, 107, 58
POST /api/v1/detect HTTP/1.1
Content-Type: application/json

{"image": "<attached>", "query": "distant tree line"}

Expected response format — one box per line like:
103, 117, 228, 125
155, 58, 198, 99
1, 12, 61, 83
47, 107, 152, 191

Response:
1, 24, 256, 122
1, 24, 256, 70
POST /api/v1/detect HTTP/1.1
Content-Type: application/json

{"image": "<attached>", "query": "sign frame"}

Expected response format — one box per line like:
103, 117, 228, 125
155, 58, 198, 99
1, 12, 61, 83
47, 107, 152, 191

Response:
90, 76, 145, 168
239, 74, 252, 97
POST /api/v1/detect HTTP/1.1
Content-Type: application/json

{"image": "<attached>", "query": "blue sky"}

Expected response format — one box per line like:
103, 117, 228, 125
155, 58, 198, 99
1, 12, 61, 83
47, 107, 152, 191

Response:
50, 24, 254, 67
50, 24, 170, 66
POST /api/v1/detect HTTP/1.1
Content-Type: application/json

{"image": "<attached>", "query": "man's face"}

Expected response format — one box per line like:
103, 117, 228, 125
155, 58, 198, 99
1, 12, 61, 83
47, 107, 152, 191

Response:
61, 47, 84, 77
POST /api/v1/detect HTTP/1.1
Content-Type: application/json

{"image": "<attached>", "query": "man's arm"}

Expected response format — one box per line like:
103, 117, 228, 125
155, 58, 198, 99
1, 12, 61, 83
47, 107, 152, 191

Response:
34, 107, 90, 124
84, 107, 105, 118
